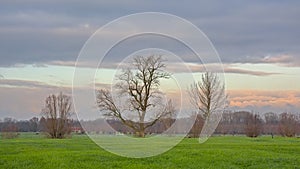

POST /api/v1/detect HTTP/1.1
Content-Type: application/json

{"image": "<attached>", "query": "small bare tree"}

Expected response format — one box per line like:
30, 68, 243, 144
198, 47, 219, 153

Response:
160, 100, 177, 135
279, 112, 298, 137
264, 112, 279, 138
189, 72, 227, 120
97, 55, 175, 137
42, 92, 72, 138
1, 118, 18, 139
245, 113, 262, 137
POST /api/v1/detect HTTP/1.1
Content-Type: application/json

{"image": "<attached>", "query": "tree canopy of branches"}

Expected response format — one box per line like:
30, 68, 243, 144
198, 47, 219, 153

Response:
97, 55, 175, 137
42, 92, 72, 138
189, 72, 227, 119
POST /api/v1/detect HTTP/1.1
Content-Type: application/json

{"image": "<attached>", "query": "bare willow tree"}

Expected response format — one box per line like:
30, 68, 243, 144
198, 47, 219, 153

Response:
189, 72, 227, 120
97, 55, 175, 137
42, 92, 72, 138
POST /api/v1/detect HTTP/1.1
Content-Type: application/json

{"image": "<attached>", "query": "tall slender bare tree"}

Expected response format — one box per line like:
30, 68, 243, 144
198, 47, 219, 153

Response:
189, 72, 227, 119
188, 72, 227, 138
42, 92, 72, 138
97, 55, 175, 137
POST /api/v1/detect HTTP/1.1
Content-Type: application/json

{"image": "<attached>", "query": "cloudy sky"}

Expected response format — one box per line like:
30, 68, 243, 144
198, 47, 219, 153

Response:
1, 0, 300, 119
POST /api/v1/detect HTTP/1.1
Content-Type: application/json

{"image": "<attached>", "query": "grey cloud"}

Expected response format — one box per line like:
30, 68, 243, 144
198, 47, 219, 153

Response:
32, 63, 48, 68
167, 63, 280, 76
47, 59, 281, 76
233, 54, 300, 67
224, 67, 280, 76
0, 1, 300, 66
48, 61, 77, 67
94, 83, 112, 89
0, 79, 62, 89
194, 1, 300, 63
48, 60, 119, 69
0, 27, 92, 67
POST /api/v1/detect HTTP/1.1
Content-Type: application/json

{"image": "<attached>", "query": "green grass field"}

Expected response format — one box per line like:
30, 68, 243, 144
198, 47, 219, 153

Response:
0, 133, 300, 169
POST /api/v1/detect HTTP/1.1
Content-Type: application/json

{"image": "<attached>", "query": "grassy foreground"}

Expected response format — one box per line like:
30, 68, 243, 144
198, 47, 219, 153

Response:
0, 133, 300, 169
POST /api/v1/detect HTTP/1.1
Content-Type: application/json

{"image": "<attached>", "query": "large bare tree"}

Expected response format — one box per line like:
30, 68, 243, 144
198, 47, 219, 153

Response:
97, 55, 175, 137
189, 72, 227, 119
42, 92, 72, 138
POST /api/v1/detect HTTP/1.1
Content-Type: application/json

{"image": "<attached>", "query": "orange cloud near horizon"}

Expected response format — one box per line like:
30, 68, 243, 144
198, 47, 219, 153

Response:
228, 90, 300, 112
0, 84, 299, 120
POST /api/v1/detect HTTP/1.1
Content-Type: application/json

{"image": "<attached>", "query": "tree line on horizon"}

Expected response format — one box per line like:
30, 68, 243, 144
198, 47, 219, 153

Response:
1, 110, 299, 139
76, 110, 300, 138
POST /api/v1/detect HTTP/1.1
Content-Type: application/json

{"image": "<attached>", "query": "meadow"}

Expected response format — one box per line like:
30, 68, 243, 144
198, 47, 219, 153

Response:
0, 133, 300, 169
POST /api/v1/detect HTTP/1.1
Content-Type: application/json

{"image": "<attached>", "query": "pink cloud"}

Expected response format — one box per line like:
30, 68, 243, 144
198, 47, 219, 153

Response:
228, 90, 300, 113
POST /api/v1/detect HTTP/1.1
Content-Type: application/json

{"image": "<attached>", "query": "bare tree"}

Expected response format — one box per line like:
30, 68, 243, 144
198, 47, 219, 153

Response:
264, 112, 279, 138
279, 112, 298, 137
42, 92, 72, 138
245, 113, 263, 137
188, 72, 227, 138
29, 117, 39, 132
189, 72, 227, 120
1, 118, 18, 139
97, 55, 175, 137
216, 111, 233, 135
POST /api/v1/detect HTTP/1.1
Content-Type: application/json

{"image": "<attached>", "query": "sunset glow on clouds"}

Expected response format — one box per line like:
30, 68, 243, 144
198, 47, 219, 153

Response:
228, 90, 300, 113
1, 1, 300, 119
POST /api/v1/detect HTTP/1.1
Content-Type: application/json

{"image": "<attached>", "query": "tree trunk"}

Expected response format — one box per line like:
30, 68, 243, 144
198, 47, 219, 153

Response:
137, 130, 145, 137
137, 122, 145, 137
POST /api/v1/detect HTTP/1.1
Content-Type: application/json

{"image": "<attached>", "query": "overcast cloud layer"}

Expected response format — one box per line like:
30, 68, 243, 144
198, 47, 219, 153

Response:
1, 0, 300, 66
